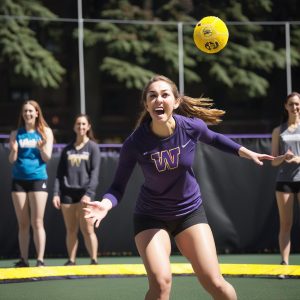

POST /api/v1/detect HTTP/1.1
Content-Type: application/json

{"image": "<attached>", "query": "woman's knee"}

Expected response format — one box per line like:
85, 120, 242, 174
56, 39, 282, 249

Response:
65, 224, 79, 237
18, 217, 30, 230
149, 273, 172, 296
31, 219, 44, 231
18, 222, 30, 233
81, 230, 97, 242
200, 274, 228, 295
80, 220, 95, 236
280, 220, 293, 232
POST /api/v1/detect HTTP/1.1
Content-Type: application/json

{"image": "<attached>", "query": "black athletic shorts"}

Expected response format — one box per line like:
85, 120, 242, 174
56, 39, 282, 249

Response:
60, 188, 93, 204
134, 204, 208, 237
12, 179, 48, 192
276, 181, 300, 193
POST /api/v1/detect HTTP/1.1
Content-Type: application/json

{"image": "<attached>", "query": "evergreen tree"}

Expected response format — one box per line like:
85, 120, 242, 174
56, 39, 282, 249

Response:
266, 0, 300, 69
0, 0, 65, 88
189, 0, 299, 98
83, 0, 300, 98
83, 0, 199, 90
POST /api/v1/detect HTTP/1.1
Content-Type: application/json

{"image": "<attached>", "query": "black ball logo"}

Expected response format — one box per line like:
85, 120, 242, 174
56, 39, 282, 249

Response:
205, 41, 219, 51
202, 27, 212, 37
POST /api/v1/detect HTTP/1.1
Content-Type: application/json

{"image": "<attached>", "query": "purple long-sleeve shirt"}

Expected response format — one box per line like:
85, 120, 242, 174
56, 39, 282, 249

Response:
104, 114, 241, 220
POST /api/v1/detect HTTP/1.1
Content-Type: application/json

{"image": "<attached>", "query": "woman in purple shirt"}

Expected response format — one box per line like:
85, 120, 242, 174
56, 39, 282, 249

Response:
84, 75, 273, 300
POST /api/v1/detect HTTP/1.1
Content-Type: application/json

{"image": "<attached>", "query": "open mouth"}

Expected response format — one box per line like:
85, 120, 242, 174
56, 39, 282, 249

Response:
154, 108, 165, 115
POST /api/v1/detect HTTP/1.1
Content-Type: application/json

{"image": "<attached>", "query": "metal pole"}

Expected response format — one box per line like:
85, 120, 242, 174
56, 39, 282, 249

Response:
285, 22, 292, 95
178, 22, 184, 94
77, 0, 86, 114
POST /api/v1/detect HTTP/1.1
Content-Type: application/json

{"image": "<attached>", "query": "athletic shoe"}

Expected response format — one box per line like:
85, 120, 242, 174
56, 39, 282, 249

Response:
14, 258, 29, 268
90, 259, 98, 265
278, 260, 288, 279
64, 260, 76, 266
36, 260, 45, 267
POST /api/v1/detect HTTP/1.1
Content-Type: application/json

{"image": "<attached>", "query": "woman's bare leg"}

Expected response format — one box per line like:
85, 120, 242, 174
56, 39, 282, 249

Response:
12, 192, 30, 262
135, 229, 172, 300
28, 191, 47, 262
175, 224, 237, 300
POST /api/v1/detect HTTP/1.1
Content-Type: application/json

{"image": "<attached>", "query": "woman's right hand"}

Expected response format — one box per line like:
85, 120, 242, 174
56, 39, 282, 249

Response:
8, 131, 18, 163
83, 198, 112, 228
10, 139, 18, 152
52, 195, 61, 210
284, 149, 295, 162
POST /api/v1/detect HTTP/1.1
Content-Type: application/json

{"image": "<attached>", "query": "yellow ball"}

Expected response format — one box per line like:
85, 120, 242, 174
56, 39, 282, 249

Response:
193, 16, 229, 54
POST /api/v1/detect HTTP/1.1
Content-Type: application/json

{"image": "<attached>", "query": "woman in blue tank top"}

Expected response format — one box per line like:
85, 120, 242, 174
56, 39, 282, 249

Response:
84, 75, 274, 300
9, 100, 54, 267
271, 92, 300, 273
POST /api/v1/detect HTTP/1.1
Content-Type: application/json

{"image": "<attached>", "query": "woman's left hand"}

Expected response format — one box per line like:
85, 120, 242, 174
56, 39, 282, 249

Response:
36, 128, 54, 162
37, 139, 46, 151
285, 155, 300, 164
238, 146, 274, 166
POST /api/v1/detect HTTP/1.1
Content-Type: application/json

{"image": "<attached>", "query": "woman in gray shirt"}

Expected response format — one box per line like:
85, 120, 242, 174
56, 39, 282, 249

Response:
53, 114, 100, 265
271, 92, 300, 268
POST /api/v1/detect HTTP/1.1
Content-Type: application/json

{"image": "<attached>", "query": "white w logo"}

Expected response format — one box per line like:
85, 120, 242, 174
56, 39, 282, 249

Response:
68, 153, 89, 167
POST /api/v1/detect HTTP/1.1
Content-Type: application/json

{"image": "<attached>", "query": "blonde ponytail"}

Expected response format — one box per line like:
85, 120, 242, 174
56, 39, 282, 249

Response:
176, 96, 225, 125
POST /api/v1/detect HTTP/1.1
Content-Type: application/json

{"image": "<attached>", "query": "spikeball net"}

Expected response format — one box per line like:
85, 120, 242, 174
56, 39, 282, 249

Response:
1, 263, 300, 283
